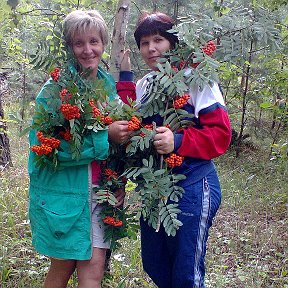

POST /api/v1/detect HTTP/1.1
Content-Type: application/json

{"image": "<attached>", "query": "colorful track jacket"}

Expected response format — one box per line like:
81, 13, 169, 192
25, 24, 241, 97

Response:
116, 71, 231, 186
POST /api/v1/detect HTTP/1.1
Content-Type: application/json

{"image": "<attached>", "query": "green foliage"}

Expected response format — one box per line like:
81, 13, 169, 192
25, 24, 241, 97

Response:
105, 41, 217, 235
1, 115, 287, 287
30, 62, 112, 168
271, 141, 288, 163
175, 5, 284, 67
1, 0, 286, 243
123, 155, 185, 236
29, 23, 66, 71
101, 204, 139, 251
1, 0, 287, 286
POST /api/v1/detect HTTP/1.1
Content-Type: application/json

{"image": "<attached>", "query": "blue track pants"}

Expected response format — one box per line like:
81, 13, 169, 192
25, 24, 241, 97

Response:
140, 169, 221, 288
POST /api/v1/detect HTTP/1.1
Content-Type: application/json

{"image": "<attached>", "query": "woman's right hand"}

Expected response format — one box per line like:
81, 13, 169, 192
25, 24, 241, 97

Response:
108, 120, 131, 144
153, 126, 174, 154
120, 50, 131, 72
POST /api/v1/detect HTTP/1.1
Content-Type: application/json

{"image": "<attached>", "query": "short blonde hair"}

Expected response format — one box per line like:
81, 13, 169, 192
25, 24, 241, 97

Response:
63, 10, 109, 47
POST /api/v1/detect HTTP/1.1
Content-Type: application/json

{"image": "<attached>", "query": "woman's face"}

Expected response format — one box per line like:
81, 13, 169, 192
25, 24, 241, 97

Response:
72, 27, 104, 78
139, 33, 171, 71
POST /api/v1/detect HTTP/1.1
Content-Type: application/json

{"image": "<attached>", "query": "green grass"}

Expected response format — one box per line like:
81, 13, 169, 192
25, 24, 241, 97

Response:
206, 149, 287, 288
1, 117, 287, 287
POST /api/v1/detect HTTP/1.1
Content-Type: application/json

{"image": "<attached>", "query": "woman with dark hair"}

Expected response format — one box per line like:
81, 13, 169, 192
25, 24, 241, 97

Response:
120, 12, 231, 288
134, 12, 179, 50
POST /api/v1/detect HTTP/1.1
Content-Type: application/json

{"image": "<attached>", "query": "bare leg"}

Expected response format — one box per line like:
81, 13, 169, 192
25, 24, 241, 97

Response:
44, 258, 76, 288
77, 247, 107, 288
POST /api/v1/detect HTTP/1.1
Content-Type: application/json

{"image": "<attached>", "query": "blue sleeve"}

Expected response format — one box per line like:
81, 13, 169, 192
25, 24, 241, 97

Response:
119, 71, 134, 82
174, 132, 183, 152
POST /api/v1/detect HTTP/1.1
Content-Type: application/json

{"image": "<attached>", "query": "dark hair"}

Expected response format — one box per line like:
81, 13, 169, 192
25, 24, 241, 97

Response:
134, 12, 178, 49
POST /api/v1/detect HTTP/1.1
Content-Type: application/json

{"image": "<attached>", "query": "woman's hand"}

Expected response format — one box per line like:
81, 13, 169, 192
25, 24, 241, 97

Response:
153, 126, 174, 154
113, 188, 126, 208
108, 120, 131, 144
120, 50, 131, 72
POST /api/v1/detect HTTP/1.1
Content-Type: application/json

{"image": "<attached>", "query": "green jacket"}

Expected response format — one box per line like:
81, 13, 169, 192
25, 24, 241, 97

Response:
28, 66, 116, 260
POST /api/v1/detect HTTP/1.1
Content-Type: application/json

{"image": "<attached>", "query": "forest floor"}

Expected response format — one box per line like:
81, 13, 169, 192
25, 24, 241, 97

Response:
0, 116, 287, 288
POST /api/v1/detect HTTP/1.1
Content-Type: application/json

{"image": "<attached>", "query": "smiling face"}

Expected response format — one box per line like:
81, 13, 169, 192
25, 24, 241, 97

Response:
72, 28, 104, 78
139, 33, 171, 71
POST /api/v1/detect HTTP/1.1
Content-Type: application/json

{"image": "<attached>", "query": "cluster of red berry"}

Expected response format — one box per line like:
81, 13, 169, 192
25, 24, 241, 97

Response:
179, 40, 217, 69
128, 116, 141, 131
59, 88, 72, 103
50, 67, 60, 82
202, 40, 217, 56
172, 66, 179, 72
36, 132, 61, 148
92, 106, 102, 118
139, 124, 154, 138
173, 94, 190, 109
144, 124, 154, 130
103, 116, 113, 125
89, 99, 113, 125
31, 131, 61, 156
102, 216, 123, 227
31, 144, 52, 156
104, 168, 118, 181
164, 153, 184, 168
89, 100, 101, 118
60, 104, 81, 120
59, 129, 72, 141
139, 132, 145, 138
89, 99, 96, 106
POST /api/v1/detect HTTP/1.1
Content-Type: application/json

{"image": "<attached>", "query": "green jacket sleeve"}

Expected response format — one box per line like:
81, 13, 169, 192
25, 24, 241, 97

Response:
29, 80, 109, 172
57, 129, 109, 167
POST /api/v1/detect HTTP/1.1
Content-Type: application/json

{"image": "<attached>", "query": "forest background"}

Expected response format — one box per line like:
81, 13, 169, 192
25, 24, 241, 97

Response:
0, 0, 287, 287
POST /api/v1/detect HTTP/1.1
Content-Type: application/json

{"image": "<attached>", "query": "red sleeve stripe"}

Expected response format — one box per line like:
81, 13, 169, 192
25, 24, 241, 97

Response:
116, 81, 136, 105
177, 107, 231, 160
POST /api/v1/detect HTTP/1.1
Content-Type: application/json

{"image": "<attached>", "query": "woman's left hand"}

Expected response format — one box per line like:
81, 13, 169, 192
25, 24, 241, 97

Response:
108, 121, 131, 144
153, 126, 174, 154
113, 188, 126, 208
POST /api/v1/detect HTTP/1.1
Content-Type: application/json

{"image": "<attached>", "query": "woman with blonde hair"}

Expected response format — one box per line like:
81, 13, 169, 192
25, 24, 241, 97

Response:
28, 10, 132, 288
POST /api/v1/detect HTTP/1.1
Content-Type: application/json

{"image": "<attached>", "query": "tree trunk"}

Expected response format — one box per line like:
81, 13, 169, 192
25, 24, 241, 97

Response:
235, 40, 253, 157
173, 0, 179, 21
0, 73, 12, 170
19, 60, 27, 132
110, 0, 131, 81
